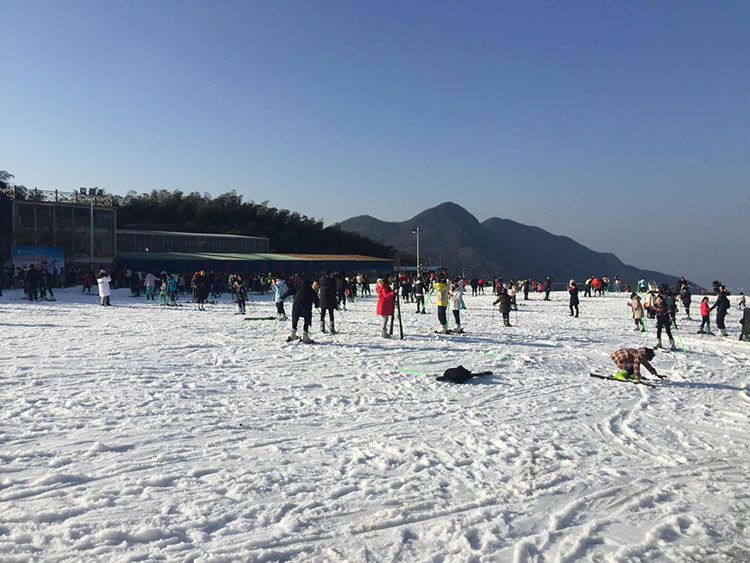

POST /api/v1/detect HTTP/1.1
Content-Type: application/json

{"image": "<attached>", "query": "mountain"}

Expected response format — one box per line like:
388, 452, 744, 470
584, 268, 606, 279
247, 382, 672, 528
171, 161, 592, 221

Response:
339, 202, 683, 287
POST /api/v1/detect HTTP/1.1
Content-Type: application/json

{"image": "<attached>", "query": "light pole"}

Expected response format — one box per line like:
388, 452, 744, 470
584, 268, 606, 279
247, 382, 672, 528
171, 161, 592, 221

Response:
412, 227, 423, 275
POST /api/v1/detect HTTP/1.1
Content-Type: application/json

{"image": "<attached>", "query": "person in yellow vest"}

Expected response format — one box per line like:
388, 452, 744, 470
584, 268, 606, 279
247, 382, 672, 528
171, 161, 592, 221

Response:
434, 274, 451, 333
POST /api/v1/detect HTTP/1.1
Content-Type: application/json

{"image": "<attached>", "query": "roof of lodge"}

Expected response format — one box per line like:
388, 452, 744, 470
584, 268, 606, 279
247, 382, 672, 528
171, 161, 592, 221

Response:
117, 229, 268, 241
116, 251, 392, 262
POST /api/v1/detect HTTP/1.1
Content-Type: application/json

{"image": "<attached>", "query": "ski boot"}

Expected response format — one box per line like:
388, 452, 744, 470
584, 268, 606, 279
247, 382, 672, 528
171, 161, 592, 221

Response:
656, 338, 663, 349
613, 370, 630, 381
669, 338, 677, 351
381, 329, 391, 339
438, 324, 448, 334
320, 321, 326, 333
301, 331, 313, 344
720, 329, 727, 337
286, 329, 298, 343
330, 321, 337, 335
454, 324, 464, 334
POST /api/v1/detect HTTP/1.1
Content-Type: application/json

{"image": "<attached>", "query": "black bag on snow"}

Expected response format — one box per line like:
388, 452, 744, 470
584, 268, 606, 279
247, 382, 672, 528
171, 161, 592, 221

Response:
436, 365, 492, 384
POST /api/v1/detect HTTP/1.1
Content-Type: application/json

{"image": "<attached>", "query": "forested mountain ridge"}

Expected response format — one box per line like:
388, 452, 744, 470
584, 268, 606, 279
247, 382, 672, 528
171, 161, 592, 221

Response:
340, 202, 683, 286
114, 189, 399, 258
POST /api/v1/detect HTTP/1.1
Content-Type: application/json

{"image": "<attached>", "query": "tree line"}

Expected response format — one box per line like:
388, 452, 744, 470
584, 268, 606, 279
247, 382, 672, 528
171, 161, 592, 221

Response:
114, 189, 403, 259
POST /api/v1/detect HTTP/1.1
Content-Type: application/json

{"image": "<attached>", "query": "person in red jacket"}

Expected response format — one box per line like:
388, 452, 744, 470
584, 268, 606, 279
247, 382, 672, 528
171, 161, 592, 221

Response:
698, 296, 712, 334
376, 277, 396, 338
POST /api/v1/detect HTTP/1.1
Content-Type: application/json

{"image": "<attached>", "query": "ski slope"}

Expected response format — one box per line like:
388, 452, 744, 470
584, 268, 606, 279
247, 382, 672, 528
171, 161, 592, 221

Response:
1, 288, 749, 562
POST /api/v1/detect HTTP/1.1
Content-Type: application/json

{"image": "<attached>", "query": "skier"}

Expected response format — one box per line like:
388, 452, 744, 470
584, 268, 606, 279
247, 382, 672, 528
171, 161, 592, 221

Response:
470, 278, 478, 297
96, 269, 112, 306
698, 296, 712, 334
568, 279, 579, 317
82, 271, 93, 294
543, 276, 553, 301
271, 276, 289, 320
610, 347, 661, 383
318, 270, 338, 334
375, 277, 395, 338
584, 275, 593, 298
281, 274, 319, 343
709, 285, 731, 337
628, 292, 645, 332
614, 275, 621, 292
336, 273, 349, 311
450, 279, 465, 333
234, 278, 247, 315
680, 284, 692, 320
647, 294, 677, 350
413, 275, 426, 314
434, 274, 451, 333
493, 286, 512, 327
739, 292, 746, 310
637, 278, 647, 293
193, 270, 210, 311
144, 271, 157, 301
739, 307, 750, 342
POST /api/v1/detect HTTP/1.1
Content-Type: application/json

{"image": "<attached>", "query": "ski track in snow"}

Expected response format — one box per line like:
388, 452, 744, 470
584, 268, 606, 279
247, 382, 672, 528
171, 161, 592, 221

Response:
1, 288, 749, 562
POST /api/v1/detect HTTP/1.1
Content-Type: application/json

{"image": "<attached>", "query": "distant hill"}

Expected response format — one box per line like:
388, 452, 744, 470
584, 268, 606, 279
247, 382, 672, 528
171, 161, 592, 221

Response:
339, 202, 683, 287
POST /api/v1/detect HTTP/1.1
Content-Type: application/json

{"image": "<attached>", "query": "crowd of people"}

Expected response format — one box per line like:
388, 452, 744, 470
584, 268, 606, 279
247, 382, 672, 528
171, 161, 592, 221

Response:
2, 263, 747, 345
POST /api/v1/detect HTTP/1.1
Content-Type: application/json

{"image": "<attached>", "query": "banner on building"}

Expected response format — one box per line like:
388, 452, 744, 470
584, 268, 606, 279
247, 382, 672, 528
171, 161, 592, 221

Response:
11, 245, 65, 272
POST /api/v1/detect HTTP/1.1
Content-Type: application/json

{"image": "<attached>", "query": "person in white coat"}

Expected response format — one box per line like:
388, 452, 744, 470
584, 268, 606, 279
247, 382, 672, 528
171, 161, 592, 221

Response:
450, 279, 465, 333
97, 269, 112, 306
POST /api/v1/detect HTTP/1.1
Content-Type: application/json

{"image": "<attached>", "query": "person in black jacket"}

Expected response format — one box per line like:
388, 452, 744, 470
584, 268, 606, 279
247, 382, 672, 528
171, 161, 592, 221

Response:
568, 279, 579, 317
680, 284, 692, 319
318, 270, 338, 334
336, 272, 348, 311
282, 275, 320, 343
543, 276, 553, 301
193, 270, 210, 311
413, 276, 426, 313
710, 285, 731, 336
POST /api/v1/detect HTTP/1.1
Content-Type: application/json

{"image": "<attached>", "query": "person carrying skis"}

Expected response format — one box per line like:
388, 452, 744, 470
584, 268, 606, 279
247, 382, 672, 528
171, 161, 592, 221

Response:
568, 279, 579, 317
281, 274, 319, 343
493, 286, 512, 327
709, 285, 731, 336
434, 274, 451, 333
318, 270, 338, 334
628, 292, 645, 332
450, 279, 465, 333
376, 277, 395, 338
610, 347, 661, 383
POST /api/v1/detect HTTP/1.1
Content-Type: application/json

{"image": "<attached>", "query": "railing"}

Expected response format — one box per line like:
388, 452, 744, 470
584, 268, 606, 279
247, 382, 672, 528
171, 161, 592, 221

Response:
1, 187, 114, 206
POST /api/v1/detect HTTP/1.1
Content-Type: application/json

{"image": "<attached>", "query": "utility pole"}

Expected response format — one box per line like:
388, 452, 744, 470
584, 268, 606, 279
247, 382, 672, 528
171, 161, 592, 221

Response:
412, 227, 423, 276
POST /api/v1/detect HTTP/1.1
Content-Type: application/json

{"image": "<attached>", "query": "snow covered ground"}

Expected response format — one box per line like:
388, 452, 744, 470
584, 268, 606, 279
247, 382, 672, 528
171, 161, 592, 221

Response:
1, 287, 749, 562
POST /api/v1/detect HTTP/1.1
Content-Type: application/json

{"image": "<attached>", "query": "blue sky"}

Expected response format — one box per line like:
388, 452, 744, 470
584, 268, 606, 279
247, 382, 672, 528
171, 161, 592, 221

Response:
2, 1, 748, 289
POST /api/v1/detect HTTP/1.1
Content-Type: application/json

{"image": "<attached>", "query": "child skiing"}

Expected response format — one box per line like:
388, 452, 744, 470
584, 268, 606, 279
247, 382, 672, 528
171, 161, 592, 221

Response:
493, 286, 512, 327
698, 296, 712, 334
628, 292, 645, 332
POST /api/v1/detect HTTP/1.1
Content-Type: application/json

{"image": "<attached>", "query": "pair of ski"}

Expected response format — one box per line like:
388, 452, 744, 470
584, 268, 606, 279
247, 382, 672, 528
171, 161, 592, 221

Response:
434, 329, 465, 335
589, 373, 665, 388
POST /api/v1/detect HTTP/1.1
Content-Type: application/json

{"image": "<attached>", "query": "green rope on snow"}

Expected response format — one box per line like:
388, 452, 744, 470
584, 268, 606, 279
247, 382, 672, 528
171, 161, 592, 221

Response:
395, 366, 426, 375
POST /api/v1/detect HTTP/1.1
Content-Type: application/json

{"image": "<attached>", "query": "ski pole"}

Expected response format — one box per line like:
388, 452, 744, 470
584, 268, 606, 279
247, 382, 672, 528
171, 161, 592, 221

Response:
640, 317, 649, 344
421, 287, 434, 313
672, 321, 687, 355
272, 314, 279, 339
